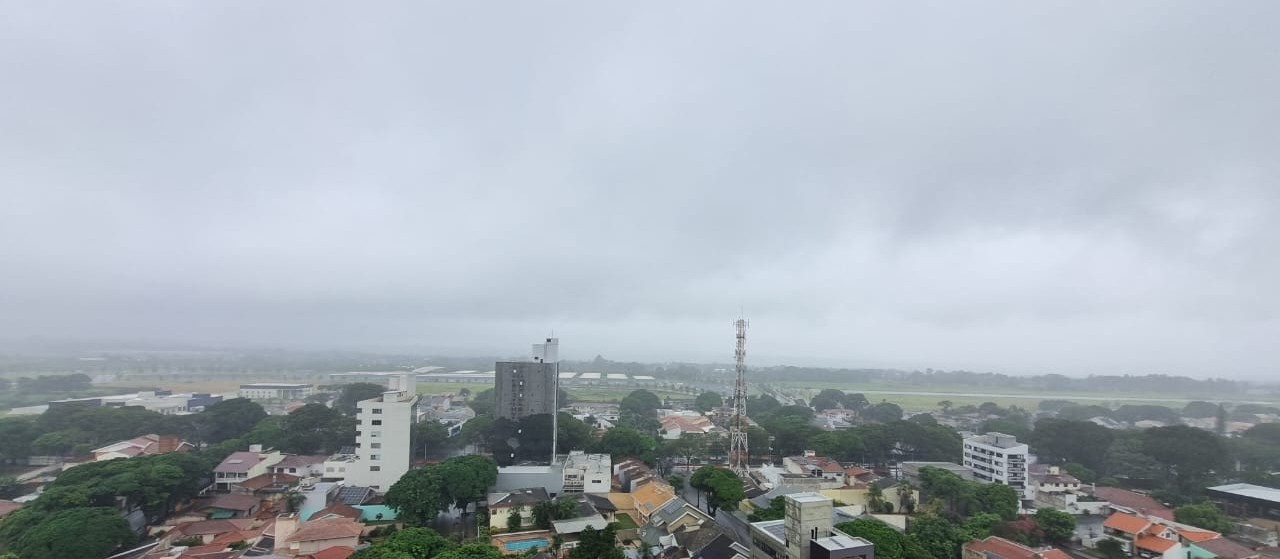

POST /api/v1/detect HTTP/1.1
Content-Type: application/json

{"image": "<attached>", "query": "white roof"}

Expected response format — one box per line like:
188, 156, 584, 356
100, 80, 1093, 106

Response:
559, 372, 578, 379
580, 373, 602, 379
606, 374, 628, 380
633, 375, 656, 380
1209, 483, 1280, 504
552, 514, 608, 534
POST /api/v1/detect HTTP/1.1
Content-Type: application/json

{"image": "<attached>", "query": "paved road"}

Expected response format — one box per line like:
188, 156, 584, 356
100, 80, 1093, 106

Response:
714, 508, 752, 545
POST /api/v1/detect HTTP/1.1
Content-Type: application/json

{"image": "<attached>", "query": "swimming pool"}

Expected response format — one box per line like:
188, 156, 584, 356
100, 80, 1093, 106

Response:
503, 538, 549, 552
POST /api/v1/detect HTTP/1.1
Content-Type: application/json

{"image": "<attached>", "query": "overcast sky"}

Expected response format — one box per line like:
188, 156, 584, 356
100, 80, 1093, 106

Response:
3, 3, 1279, 379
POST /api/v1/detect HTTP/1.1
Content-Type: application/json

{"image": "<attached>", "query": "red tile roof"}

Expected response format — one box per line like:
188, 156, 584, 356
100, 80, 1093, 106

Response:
235, 473, 299, 491
1094, 487, 1175, 520
0, 500, 22, 518
1194, 538, 1259, 559
288, 518, 364, 543
306, 546, 356, 559
1178, 528, 1221, 543
306, 502, 362, 521
1103, 512, 1152, 535
1136, 534, 1178, 553
174, 519, 255, 537
965, 536, 1070, 559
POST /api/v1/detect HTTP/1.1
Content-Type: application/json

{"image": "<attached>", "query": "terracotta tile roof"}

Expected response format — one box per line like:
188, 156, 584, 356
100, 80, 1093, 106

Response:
1136, 534, 1178, 553
1178, 528, 1222, 543
306, 502, 362, 521
631, 481, 678, 518
288, 518, 364, 543
1195, 538, 1260, 559
1104, 512, 1152, 535
964, 536, 1070, 559
206, 494, 261, 512
235, 473, 299, 491
175, 519, 255, 537
1094, 487, 1175, 520
305, 546, 356, 559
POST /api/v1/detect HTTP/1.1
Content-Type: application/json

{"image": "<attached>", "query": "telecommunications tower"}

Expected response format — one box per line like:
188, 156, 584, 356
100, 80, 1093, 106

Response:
728, 318, 749, 474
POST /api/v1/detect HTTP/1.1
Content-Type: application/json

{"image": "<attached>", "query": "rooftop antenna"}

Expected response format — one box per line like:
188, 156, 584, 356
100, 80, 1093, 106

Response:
728, 316, 749, 475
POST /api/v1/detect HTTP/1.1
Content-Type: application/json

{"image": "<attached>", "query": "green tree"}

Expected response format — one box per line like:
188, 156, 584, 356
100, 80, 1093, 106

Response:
507, 508, 523, 531
557, 412, 597, 453
385, 467, 445, 526
1141, 425, 1227, 496
434, 542, 503, 559
8, 507, 134, 559
196, 398, 267, 444
836, 518, 932, 559
335, 383, 389, 415
746, 394, 782, 418
811, 389, 850, 411
963, 513, 1003, 539
919, 466, 976, 516
1096, 537, 1127, 559
567, 525, 624, 559
436, 455, 498, 512
690, 466, 743, 515
810, 429, 865, 462
748, 496, 786, 522
695, 391, 724, 412
279, 403, 356, 454
619, 390, 662, 433
0, 418, 36, 464
1033, 508, 1077, 543
533, 495, 579, 529
411, 420, 450, 458
974, 484, 1019, 521
1181, 401, 1220, 419
469, 389, 496, 417
1174, 503, 1233, 533
908, 513, 966, 559
595, 427, 657, 463
1029, 419, 1114, 472
866, 402, 904, 423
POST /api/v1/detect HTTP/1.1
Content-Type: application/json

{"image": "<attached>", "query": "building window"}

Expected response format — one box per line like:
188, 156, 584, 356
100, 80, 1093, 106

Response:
372, 431, 381, 438
371, 454, 381, 460
371, 443, 381, 449
372, 420, 382, 426
372, 408, 383, 414
370, 466, 381, 471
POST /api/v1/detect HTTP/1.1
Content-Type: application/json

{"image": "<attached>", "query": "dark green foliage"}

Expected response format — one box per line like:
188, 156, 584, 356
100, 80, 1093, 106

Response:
277, 403, 357, 454
810, 429, 865, 461
1033, 508, 1076, 543
974, 484, 1019, 521
748, 496, 785, 522
335, 383, 389, 415
1096, 538, 1127, 559
350, 527, 454, 559
6, 507, 134, 559
1055, 404, 1112, 422
746, 394, 782, 418
566, 525, 624, 559
695, 391, 724, 412
979, 418, 1030, 442
1182, 401, 1221, 419
411, 419, 450, 458
533, 495, 579, 529
385, 467, 445, 526
197, 398, 269, 444
963, 513, 1003, 539
1141, 425, 1227, 496
1110, 405, 1181, 424
908, 514, 967, 559
865, 402, 904, 423
469, 389, 495, 417
1063, 463, 1097, 483
619, 390, 662, 433
437, 455, 499, 512
595, 427, 657, 463
811, 389, 861, 412
557, 412, 597, 453
1029, 419, 1114, 472
1174, 503, 1233, 533
837, 518, 933, 559
434, 543, 504, 559
690, 466, 744, 515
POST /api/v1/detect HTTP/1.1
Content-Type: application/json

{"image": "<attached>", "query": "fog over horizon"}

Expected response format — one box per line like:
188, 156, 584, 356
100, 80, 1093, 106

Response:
3, 3, 1280, 380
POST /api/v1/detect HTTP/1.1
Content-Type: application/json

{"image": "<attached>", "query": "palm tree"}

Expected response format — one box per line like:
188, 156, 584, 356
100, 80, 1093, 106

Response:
897, 481, 917, 514
867, 483, 886, 513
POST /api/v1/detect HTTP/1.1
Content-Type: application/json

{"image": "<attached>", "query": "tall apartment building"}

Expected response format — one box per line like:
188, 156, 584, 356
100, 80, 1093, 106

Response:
344, 374, 419, 492
750, 492, 875, 559
495, 337, 562, 463
962, 432, 1031, 500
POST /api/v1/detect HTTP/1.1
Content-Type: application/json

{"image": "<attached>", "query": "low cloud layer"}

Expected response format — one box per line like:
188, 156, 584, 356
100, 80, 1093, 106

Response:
3, 3, 1279, 378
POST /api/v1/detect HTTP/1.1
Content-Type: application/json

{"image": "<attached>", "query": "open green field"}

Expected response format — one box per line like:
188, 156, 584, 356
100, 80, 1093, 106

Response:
415, 381, 491, 395
564, 386, 692, 403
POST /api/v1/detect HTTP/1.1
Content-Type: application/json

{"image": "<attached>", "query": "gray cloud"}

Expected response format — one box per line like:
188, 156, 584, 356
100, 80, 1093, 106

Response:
3, 2, 1279, 378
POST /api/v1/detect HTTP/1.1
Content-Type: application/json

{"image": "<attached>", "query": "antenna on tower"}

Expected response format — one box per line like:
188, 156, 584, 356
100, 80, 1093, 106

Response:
728, 317, 749, 475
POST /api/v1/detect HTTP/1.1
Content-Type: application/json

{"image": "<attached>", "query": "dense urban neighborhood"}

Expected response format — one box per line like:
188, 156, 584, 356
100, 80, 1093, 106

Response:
1, 344, 1280, 559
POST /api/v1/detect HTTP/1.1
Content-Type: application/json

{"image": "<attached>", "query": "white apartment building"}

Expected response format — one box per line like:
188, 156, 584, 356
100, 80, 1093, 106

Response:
343, 374, 419, 491
962, 432, 1032, 500
238, 383, 314, 400
561, 451, 611, 494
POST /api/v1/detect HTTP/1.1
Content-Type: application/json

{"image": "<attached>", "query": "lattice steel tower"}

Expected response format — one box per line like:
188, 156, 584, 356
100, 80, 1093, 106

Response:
728, 318, 749, 474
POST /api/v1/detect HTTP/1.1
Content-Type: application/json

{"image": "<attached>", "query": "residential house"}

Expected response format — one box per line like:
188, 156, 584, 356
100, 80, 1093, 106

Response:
302, 547, 356, 559
232, 473, 300, 496
270, 455, 326, 478
630, 480, 679, 524
962, 537, 1071, 559
561, 451, 612, 494
650, 498, 714, 534
92, 434, 193, 462
273, 513, 364, 556
488, 487, 550, 532
691, 532, 751, 559
1189, 538, 1264, 559
553, 515, 611, 551
201, 494, 262, 519
659, 414, 717, 440
1093, 487, 1175, 521
164, 519, 256, 546
1100, 512, 1185, 559
214, 447, 285, 491
783, 451, 847, 488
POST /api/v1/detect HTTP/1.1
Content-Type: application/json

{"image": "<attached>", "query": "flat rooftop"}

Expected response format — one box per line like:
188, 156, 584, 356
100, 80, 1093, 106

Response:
1208, 483, 1280, 504
789, 492, 831, 503
814, 533, 873, 551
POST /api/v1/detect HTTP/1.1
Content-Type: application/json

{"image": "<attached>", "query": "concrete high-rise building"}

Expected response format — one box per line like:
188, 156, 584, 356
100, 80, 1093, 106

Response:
962, 432, 1031, 500
345, 374, 419, 492
495, 338, 561, 463
750, 493, 874, 559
